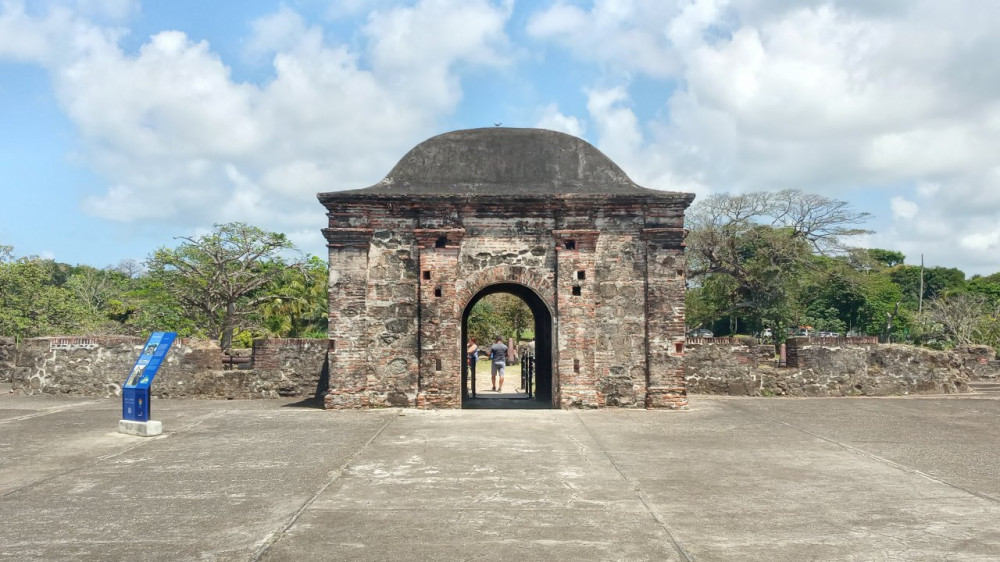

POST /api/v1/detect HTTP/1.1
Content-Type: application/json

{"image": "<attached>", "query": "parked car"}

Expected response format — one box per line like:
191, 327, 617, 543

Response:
687, 329, 714, 338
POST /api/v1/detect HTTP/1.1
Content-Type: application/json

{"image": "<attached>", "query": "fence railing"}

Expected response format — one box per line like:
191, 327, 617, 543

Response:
222, 355, 252, 371
520, 353, 535, 399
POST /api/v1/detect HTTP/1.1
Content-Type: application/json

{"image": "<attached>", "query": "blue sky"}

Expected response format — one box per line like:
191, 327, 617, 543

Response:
2, 0, 999, 275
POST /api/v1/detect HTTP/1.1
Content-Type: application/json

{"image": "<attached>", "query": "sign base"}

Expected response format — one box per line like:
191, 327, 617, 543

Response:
118, 419, 162, 437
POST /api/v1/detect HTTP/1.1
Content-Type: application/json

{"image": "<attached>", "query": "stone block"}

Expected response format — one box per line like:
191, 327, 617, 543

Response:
118, 419, 162, 436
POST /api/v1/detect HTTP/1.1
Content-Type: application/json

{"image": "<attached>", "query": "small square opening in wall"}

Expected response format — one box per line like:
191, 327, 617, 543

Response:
435, 236, 448, 248
434, 287, 442, 297
423, 271, 431, 280
329, 340, 336, 352
675, 342, 684, 354
435, 358, 442, 371
573, 359, 580, 373
565, 240, 576, 250
572, 285, 581, 296
577, 270, 586, 280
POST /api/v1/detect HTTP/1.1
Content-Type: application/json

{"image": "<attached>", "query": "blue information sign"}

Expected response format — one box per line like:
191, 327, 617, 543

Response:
122, 332, 176, 422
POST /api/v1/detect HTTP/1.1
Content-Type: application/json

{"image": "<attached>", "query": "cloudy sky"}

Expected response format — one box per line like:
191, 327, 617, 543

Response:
1, 0, 998, 275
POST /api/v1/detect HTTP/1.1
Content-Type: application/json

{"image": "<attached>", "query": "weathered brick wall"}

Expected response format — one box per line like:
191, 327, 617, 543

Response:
591, 233, 647, 407
686, 339, 997, 396
416, 228, 464, 408
9, 337, 327, 399
555, 229, 601, 407
644, 227, 688, 409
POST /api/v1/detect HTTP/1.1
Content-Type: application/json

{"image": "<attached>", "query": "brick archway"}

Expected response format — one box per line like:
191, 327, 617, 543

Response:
457, 265, 555, 318
318, 128, 693, 410
460, 281, 556, 407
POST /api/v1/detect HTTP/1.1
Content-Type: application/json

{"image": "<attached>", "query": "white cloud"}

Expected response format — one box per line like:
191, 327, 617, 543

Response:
535, 104, 584, 137
960, 229, 1000, 253
529, 0, 1000, 274
527, 0, 682, 78
4, 0, 514, 253
245, 5, 312, 60
890, 197, 918, 220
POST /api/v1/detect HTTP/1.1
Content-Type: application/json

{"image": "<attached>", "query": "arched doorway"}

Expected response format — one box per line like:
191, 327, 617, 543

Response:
461, 283, 553, 408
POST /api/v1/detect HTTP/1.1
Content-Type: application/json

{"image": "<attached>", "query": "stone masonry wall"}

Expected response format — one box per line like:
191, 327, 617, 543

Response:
0, 337, 15, 383
322, 195, 690, 409
592, 233, 647, 407
251, 338, 329, 397
10, 337, 326, 399
684, 338, 777, 395
686, 339, 998, 397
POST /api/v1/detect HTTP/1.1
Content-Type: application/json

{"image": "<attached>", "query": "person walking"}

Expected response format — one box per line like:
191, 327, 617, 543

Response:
490, 336, 508, 392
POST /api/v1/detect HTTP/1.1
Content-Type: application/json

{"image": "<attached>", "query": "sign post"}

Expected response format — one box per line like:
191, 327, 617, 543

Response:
119, 331, 176, 436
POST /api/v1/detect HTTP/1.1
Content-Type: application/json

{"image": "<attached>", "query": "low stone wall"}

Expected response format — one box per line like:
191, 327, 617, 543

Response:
684, 339, 776, 395
9, 336, 327, 399
686, 338, 998, 397
251, 338, 329, 398
786, 336, 879, 368
0, 337, 15, 383
7, 334, 995, 400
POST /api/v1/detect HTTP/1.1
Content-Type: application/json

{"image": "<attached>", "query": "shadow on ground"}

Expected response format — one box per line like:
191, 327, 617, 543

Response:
462, 396, 552, 409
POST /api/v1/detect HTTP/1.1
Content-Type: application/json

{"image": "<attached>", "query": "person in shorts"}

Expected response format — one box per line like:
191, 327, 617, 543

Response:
490, 336, 508, 391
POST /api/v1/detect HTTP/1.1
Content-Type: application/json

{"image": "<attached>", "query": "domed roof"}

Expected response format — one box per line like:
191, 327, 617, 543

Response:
342, 128, 658, 196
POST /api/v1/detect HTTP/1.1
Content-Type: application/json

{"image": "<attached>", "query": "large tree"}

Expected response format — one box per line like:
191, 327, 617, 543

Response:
685, 189, 871, 337
146, 222, 303, 351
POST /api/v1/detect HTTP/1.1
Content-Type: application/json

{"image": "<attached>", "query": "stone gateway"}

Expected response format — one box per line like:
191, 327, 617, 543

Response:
318, 128, 694, 409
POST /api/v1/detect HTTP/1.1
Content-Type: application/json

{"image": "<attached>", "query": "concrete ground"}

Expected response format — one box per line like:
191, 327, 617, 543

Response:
2, 392, 999, 561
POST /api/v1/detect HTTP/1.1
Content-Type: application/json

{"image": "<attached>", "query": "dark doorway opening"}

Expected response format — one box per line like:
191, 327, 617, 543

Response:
461, 283, 553, 409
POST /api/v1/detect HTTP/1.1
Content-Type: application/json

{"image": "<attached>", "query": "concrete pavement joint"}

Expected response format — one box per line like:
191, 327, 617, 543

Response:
248, 410, 400, 562
0, 400, 101, 425
719, 400, 1000, 505
572, 412, 694, 562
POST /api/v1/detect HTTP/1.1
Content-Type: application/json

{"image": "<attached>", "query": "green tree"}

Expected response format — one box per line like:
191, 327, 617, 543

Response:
857, 273, 906, 338
967, 272, 1000, 306
867, 249, 906, 268
0, 254, 87, 340
889, 265, 966, 308
494, 293, 533, 341
259, 255, 329, 338
467, 297, 504, 347
119, 274, 199, 338
146, 222, 303, 351
65, 265, 131, 333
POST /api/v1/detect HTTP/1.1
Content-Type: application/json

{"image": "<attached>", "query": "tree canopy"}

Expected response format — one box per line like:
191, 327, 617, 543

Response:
0, 224, 325, 348
685, 189, 871, 338
146, 222, 306, 351
467, 293, 534, 346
